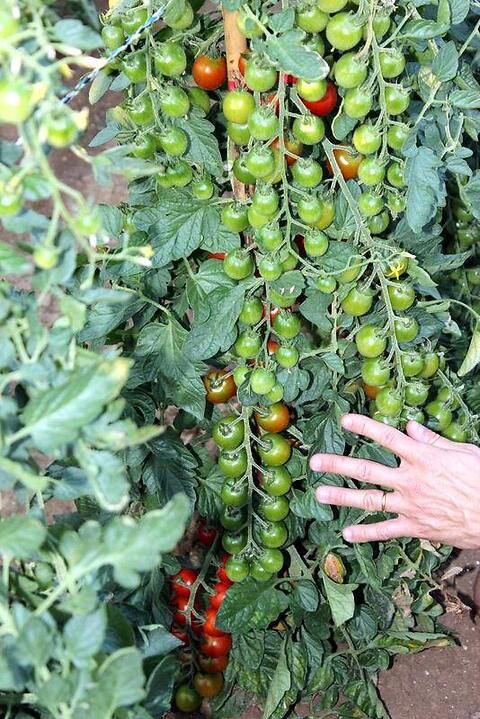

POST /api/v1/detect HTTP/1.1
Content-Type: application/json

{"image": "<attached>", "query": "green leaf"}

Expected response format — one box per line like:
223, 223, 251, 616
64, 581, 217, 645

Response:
458, 321, 480, 376
322, 573, 358, 626
178, 109, 223, 176
405, 147, 444, 233
93, 648, 145, 715
331, 112, 357, 142
431, 41, 458, 82
186, 258, 236, 317
132, 320, 206, 419
268, 8, 295, 32
20, 358, 131, 453
292, 580, 319, 612
89, 70, 112, 104
265, 30, 329, 80
144, 654, 176, 715
450, 88, 480, 109
15, 617, 54, 668
53, 19, 102, 49
449, 0, 470, 23
290, 488, 333, 521
299, 291, 332, 333
263, 641, 291, 719
146, 431, 197, 507
64, 609, 106, 668
402, 20, 449, 39
216, 579, 289, 634
0, 515, 46, 558
0, 241, 31, 275
135, 189, 220, 266
270, 270, 305, 298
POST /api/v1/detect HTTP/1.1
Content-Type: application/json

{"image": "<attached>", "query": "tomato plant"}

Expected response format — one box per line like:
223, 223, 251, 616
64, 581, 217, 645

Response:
1, 1, 479, 719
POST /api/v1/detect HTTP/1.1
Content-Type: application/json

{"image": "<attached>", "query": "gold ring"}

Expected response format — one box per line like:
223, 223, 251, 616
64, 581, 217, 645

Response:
381, 491, 388, 513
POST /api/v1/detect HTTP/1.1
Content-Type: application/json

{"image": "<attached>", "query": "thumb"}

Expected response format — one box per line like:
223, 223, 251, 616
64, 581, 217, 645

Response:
406, 420, 452, 448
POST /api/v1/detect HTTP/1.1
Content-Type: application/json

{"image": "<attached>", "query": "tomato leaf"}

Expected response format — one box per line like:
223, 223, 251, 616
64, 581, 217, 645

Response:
216, 580, 289, 633
0, 240, 31, 275
458, 321, 480, 376
322, 573, 358, 626
178, 109, 223, 176
404, 147, 445, 233
0, 516, 46, 558
262, 641, 291, 719
265, 30, 329, 81
53, 19, 102, 50
431, 41, 458, 81
64, 609, 106, 668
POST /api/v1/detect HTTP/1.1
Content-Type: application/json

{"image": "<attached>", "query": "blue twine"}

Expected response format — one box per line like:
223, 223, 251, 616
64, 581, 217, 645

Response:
61, 3, 168, 105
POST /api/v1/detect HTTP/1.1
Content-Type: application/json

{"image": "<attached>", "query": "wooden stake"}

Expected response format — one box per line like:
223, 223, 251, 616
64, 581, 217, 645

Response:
222, 8, 248, 200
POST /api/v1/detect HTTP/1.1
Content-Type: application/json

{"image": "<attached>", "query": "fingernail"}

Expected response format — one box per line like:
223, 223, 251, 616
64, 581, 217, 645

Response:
316, 487, 330, 502
341, 414, 353, 429
342, 527, 353, 542
310, 455, 323, 471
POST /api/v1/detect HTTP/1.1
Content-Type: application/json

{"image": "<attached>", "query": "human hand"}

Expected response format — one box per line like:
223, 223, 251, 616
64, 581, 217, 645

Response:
310, 414, 480, 548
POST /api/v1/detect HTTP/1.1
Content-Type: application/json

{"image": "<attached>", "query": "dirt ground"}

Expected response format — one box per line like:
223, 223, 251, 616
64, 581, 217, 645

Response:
2, 19, 480, 719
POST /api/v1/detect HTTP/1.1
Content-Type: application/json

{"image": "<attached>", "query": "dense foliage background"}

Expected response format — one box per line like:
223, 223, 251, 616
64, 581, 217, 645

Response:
0, 0, 479, 717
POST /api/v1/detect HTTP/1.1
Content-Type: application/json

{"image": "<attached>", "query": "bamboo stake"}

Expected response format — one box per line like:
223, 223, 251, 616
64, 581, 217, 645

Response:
222, 8, 248, 200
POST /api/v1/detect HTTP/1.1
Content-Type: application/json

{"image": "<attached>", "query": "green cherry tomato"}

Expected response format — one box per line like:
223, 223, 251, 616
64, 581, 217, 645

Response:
296, 4, 328, 32
223, 90, 255, 124
358, 157, 386, 186
233, 364, 250, 387
0, 79, 35, 124
442, 421, 467, 442
266, 382, 284, 403
167, 160, 192, 187
248, 107, 279, 141
304, 230, 329, 258
175, 684, 202, 713
121, 6, 148, 33
239, 296, 263, 325
326, 12, 364, 51
188, 86, 210, 113
387, 124, 410, 151
258, 254, 283, 280
128, 94, 154, 125
401, 351, 424, 377
404, 381, 429, 407
154, 42, 187, 77
361, 358, 391, 386
233, 155, 256, 185
372, 411, 400, 428
355, 325, 386, 358
244, 56, 277, 92
258, 495, 290, 521
249, 560, 273, 582
251, 368, 276, 395
220, 504, 247, 531
212, 414, 244, 449
368, 210, 390, 235
387, 162, 405, 188
34, 562, 54, 588
316, 275, 337, 293
221, 204, 249, 233
291, 157, 323, 188
275, 345, 299, 368
225, 556, 250, 582
227, 121, 251, 146
372, 13, 391, 37
256, 520, 288, 548
341, 286, 374, 316
353, 124, 382, 155
246, 146, 276, 179
218, 449, 248, 478
258, 547, 284, 573
192, 175, 214, 200
33, 245, 59, 270
248, 204, 272, 229
379, 48, 406, 79
437, 386, 459, 409
258, 433, 291, 466
358, 191, 383, 217
394, 316, 418, 343
338, 255, 363, 284
385, 86, 410, 115
166, 2, 194, 29
334, 52, 367, 88
102, 24, 125, 49
297, 194, 323, 226
132, 132, 156, 159
375, 387, 402, 417
221, 477, 248, 506
425, 400, 453, 431
297, 78, 327, 102
344, 87, 373, 119
257, 224, 284, 252
260, 466, 292, 496
252, 185, 280, 216
75, 209, 101, 236
387, 283, 415, 311
159, 85, 190, 118
122, 51, 147, 83
272, 311, 301, 339
292, 115, 325, 145
0, 188, 22, 217
223, 249, 254, 281
222, 530, 248, 554
235, 329, 262, 358
387, 192, 406, 215
159, 126, 188, 156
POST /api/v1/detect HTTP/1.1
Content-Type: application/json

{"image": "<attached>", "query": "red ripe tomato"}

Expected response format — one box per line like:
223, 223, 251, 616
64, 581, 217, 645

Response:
208, 252, 226, 260
170, 568, 198, 598
238, 50, 250, 77
209, 582, 231, 610
172, 595, 200, 627
171, 626, 189, 645
197, 520, 217, 546
326, 148, 363, 180
267, 338, 280, 355
198, 654, 229, 673
216, 553, 232, 584
192, 55, 227, 90
262, 304, 281, 324
200, 633, 232, 657
302, 81, 337, 116
203, 607, 228, 637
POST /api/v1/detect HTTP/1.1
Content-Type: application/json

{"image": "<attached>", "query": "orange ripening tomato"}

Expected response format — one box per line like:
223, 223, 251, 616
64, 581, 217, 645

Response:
203, 369, 236, 403
363, 383, 382, 400
326, 148, 363, 180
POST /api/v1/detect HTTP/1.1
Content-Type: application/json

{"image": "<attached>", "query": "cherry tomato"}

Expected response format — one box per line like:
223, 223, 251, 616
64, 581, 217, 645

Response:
193, 55, 227, 90
387, 162, 405, 188
252, 185, 280, 216
198, 654, 229, 674
334, 53, 367, 89
257, 224, 284, 252
255, 403, 290, 432
246, 146, 276, 179
0, 9, 19, 39
175, 684, 202, 713
102, 24, 125, 49
442, 421, 467, 442
316, 275, 337, 293
272, 312, 300, 339
256, 520, 288, 548
172, 595, 200, 627
296, 4, 328, 32
236, 8, 265, 38
197, 520, 217, 547
271, 135, 303, 167
225, 557, 250, 582
297, 78, 327, 102
387, 283, 415, 311
363, 383, 382, 400
257, 255, 282, 280
326, 12, 364, 51
358, 191, 383, 217
128, 94, 154, 125
122, 51, 147, 83
258, 432, 291, 466
244, 56, 277, 92
404, 381, 429, 407
235, 329, 262, 358
341, 286, 374, 316
355, 325, 387, 358
188, 86, 211, 113
394, 316, 418, 343
222, 530, 248, 555
297, 193, 323, 225
257, 547, 284, 573
218, 449, 248, 478
192, 175, 214, 200
233, 156, 256, 184
154, 42, 187, 77
387, 124, 410, 151
368, 210, 390, 235
250, 368, 276, 395
304, 229, 329, 258
361, 358, 391, 387
221, 477, 248, 507
302, 80, 337, 116
385, 86, 410, 115
223, 90, 255, 124
267, 338, 280, 355
353, 124, 381, 155
202, 608, 228, 638
219, 505, 246, 531
0, 188, 22, 217
221, 203, 249, 233
209, 581, 231, 610
420, 352, 439, 379
401, 351, 424, 378
203, 369, 236, 404
0, 79, 34, 124
158, 126, 188, 156
425, 400, 452, 431
379, 48, 406, 79
250, 561, 273, 582
193, 672, 224, 698
291, 157, 323, 188
212, 415, 244, 450
375, 387, 402, 417
344, 87, 373, 119
132, 132, 156, 159
265, 382, 284, 403
327, 148, 363, 180
121, 6, 148, 33
159, 85, 190, 118
258, 495, 290, 521
224, 250, 254, 282
292, 115, 325, 145
166, 2, 194, 29
259, 466, 292, 496
171, 568, 198, 598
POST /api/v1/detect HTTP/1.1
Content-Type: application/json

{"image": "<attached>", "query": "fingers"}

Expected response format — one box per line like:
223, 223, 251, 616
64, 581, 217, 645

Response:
310, 453, 399, 488
341, 414, 416, 460
406, 420, 453, 449
316, 486, 405, 515
342, 518, 416, 543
